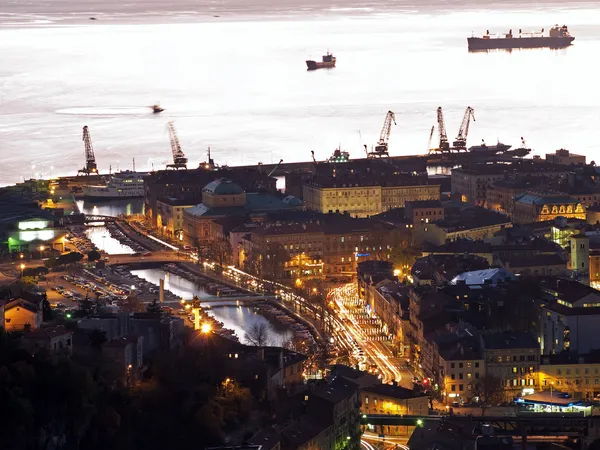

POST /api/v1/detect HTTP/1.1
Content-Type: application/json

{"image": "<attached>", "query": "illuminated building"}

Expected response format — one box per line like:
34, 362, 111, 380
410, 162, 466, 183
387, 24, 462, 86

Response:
0, 199, 67, 253
360, 383, 428, 415
540, 352, 600, 399
438, 341, 484, 404
482, 333, 540, 399
303, 174, 440, 218
511, 193, 585, 224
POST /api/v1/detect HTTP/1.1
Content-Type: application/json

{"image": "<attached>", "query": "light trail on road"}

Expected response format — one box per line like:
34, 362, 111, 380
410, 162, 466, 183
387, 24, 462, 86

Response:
329, 283, 403, 384
362, 431, 409, 447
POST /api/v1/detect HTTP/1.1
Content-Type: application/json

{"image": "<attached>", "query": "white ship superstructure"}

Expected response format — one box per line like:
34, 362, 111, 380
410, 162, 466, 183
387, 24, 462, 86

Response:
82, 171, 145, 198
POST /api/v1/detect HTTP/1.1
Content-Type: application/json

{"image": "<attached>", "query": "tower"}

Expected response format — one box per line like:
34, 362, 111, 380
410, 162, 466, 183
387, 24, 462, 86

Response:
570, 234, 589, 285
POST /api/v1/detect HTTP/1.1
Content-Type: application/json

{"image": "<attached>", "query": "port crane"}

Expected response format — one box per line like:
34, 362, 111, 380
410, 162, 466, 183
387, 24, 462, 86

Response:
78, 125, 98, 175
166, 121, 188, 170
453, 106, 475, 151
427, 126, 435, 153
436, 107, 450, 152
370, 111, 396, 158
258, 159, 283, 177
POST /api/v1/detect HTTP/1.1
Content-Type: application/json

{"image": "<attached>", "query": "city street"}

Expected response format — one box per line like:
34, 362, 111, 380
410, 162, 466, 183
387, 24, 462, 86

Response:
329, 283, 415, 388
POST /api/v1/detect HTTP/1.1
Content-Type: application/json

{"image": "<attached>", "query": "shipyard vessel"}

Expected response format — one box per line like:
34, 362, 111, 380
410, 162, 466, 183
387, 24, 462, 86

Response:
83, 171, 146, 199
468, 140, 512, 155
306, 52, 336, 70
468, 25, 574, 50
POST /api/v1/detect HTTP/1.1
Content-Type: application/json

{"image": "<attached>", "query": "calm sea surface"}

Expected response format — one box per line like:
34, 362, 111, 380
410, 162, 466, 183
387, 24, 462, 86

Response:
1, 1, 600, 186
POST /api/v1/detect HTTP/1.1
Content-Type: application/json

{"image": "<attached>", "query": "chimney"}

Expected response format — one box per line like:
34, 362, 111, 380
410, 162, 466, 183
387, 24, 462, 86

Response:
258, 347, 265, 361
159, 279, 165, 303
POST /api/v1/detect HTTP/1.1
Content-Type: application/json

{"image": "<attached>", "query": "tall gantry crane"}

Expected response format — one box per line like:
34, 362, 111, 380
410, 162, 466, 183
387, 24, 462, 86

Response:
453, 106, 475, 151
78, 125, 98, 175
437, 107, 450, 152
371, 110, 396, 157
166, 121, 188, 170
427, 125, 435, 153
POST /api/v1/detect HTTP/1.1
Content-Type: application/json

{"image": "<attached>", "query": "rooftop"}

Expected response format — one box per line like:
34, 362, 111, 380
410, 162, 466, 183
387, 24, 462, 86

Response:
433, 206, 511, 233
482, 332, 539, 350
203, 178, 245, 195
280, 419, 329, 448
406, 200, 444, 209
362, 383, 426, 400
450, 268, 516, 286
22, 326, 72, 340
305, 173, 436, 189
500, 253, 566, 268
540, 276, 600, 305
514, 193, 580, 206
312, 376, 359, 404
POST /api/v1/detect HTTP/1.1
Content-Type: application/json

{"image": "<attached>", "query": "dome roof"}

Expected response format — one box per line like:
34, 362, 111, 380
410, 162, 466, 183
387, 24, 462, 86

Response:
202, 178, 244, 195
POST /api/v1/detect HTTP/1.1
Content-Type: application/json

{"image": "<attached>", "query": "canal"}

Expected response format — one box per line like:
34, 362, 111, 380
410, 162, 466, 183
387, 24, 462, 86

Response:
130, 267, 293, 346
86, 225, 135, 255
77, 198, 145, 217
79, 198, 293, 345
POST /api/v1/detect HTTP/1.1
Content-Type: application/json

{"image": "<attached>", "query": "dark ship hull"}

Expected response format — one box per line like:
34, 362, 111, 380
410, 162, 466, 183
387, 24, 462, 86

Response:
468, 36, 574, 50
306, 60, 336, 70
468, 143, 512, 155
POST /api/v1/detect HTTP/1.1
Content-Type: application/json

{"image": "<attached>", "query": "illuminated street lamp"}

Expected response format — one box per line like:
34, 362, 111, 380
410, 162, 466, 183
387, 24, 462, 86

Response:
20, 263, 25, 278
201, 323, 212, 334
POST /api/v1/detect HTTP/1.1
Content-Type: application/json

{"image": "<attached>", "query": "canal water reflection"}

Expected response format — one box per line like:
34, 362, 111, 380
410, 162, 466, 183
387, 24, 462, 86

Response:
77, 198, 145, 217
86, 225, 135, 255
131, 268, 292, 346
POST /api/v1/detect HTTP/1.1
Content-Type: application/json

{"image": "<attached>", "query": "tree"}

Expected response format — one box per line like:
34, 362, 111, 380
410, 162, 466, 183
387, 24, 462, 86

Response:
57, 251, 84, 267
211, 234, 231, 271
146, 299, 162, 315
89, 329, 107, 348
42, 293, 53, 322
44, 256, 58, 270
245, 322, 271, 347
19, 276, 36, 287
87, 249, 102, 262
78, 297, 95, 317
473, 375, 504, 415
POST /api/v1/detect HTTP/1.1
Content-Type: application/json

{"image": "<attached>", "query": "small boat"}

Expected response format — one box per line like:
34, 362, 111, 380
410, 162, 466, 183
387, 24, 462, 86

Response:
151, 104, 164, 113
306, 51, 336, 70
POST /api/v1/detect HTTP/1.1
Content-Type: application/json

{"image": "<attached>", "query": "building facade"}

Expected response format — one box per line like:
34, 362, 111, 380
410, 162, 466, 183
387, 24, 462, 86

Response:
360, 384, 428, 416
539, 278, 600, 355
511, 194, 586, 224
482, 333, 540, 399
155, 197, 196, 240
545, 149, 586, 166
303, 176, 440, 218
439, 346, 485, 404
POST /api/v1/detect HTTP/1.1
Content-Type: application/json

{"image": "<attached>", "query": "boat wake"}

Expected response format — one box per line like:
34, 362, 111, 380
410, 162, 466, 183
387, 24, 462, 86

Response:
56, 107, 156, 116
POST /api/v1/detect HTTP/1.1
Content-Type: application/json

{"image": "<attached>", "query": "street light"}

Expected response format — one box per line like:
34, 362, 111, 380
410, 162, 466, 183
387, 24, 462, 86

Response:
201, 323, 212, 334
20, 263, 25, 278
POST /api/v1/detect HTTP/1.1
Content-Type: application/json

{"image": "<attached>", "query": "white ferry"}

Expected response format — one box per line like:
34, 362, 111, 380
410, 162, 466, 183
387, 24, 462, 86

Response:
82, 171, 145, 199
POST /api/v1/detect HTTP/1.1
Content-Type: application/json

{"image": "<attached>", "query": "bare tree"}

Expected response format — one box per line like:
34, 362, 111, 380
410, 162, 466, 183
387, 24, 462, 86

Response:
473, 375, 504, 416
245, 322, 272, 347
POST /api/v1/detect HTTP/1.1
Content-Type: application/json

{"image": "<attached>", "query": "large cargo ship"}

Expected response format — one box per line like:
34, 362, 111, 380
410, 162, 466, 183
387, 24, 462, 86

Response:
468, 25, 574, 50
83, 171, 146, 199
306, 51, 336, 70
468, 140, 512, 155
